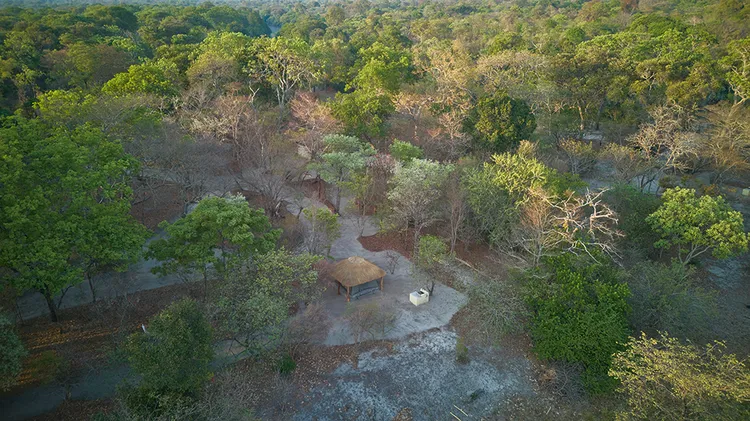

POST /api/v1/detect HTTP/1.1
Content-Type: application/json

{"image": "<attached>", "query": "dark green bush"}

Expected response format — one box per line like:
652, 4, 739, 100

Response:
276, 353, 297, 375
525, 254, 631, 393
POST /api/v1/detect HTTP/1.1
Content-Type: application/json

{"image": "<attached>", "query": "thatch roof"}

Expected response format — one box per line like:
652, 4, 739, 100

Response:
330, 256, 386, 288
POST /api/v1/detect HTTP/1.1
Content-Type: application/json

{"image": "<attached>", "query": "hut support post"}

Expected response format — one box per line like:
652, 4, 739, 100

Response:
347, 287, 351, 302
379, 276, 384, 291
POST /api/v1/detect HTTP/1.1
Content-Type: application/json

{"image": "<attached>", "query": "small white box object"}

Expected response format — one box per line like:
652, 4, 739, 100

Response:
743, 188, 750, 197
410, 288, 430, 306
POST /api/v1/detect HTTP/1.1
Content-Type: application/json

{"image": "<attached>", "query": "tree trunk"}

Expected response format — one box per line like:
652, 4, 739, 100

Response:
43, 290, 59, 322
578, 105, 585, 133
334, 185, 341, 214
595, 101, 605, 132
87, 273, 97, 303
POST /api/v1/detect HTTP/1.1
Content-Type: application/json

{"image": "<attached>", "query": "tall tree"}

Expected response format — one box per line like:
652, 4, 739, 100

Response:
247, 36, 318, 111
125, 298, 213, 415
309, 134, 375, 213
0, 118, 144, 321
463, 91, 536, 154
388, 159, 454, 248
213, 248, 322, 354
147, 195, 280, 290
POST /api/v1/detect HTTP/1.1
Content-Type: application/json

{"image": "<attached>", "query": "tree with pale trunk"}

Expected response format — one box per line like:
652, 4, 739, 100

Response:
559, 138, 596, 175
508, 188, 622, 266
704, 105, 750, 184
247, 36, 319, 111
721, 37, 750, 110
387, 159, 454, 248
646, 188, 748, 266
302, 207, 341, 256
445, 167, 468, 253
310, 134, 375, 213
289, 91, 342, 160
628, 105, 703, 174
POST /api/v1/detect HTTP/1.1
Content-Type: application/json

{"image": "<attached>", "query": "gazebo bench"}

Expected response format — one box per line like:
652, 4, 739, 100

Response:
351, 285, 380, 300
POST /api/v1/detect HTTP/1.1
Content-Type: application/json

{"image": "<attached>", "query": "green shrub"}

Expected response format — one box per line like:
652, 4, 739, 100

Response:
390, 139, 423, 162
467, 279, 527, 342
276, 353, 297, 375
125, 299, 213, 397
0, 313, 27, 390
525, 254, 631, 393
603, 184, 660, 256
456, 336, 469, 364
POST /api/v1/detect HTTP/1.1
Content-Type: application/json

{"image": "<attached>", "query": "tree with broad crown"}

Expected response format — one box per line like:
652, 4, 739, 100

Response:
389, 139, 423, 162
147, 195, 280, 289
213, 248, 322, 354
463, 91, 536, 154
124, 299, 213, 403
102, 59, 179, 99
309, 134, 375, 213
610, 332, 750, 421
646, 188, 749, 266
246, 36, 318, 111
388, 159, 454, 248
0, 117, 146, 322
525, 254, 631, 393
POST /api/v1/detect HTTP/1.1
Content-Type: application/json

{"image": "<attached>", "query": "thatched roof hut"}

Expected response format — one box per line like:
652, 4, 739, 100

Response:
330, 256, 386, 301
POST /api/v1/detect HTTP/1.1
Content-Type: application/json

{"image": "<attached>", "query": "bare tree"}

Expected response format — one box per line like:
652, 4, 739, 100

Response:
289, 91, 341, 160
600, 143, 660, 192
506, 188, 622, 266
704, 105, 750, 183
394, 90, 432, 143
559, 138, 597, 175
344, 301, 398, 344
189, 92, 302, 216
384, 250, 400, 274
139, 123, 227, 215
628, 105, 703, 174
281, 303, 331, 358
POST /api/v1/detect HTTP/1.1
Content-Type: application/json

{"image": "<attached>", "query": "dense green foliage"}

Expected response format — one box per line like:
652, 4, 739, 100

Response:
124, 298, 213, 415
147, 195, 281, 282
0, 0, 748, 416
611, 332, 750, 420
603, 184, 661, 255
627, 261, 716, 342
526, 254, 631, 393
0, 312, 26, 391
389, 139, 423, 162
0, 117, 147, 320
309, 134, 375, 212
463, 91, 536, 153
647, 187, 749, 265
213, 248, 321, 354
